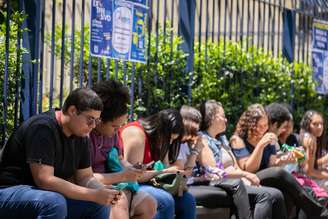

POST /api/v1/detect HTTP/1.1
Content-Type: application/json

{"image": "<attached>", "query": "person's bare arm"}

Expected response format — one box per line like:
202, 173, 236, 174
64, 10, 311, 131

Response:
317, 153, 328, 167
302, 135, 328, 179
230, 134, 276, 173
30, 163, 120, 205
121, 126, 162, 182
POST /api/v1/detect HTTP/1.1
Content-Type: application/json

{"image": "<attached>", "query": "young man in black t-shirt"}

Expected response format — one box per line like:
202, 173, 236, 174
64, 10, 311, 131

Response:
0, 88, 121, 219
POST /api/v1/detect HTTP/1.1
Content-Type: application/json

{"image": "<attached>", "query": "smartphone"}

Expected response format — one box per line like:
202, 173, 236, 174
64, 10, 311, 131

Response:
143, 160, 154, 169
133, 160, 154, 170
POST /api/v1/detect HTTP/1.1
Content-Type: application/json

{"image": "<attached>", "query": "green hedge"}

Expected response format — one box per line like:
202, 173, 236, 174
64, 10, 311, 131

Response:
48, 24, 327, 134
0, 11, 27, 139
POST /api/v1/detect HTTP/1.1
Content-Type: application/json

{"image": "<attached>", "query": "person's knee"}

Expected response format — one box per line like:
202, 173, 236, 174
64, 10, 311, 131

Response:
40, 191, 67, 218
271, 167, 289, 179
270, 188, 284, 202
136, 196, 157, 217
257, 191, 272, 204
156, 191, 175, 211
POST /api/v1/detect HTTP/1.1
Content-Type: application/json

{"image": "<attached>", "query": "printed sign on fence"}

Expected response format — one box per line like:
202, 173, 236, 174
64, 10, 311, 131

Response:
90, 0, 147, 63
312, 20, 328, 94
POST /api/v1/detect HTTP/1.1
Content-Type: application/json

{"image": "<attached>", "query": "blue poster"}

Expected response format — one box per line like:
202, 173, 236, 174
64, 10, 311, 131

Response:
312, 20, 328, 94
90, 0, 148, 63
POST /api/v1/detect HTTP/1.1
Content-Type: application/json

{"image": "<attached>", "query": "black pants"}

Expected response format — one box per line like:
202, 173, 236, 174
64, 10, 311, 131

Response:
189, 178, 286, 219
256, 167, 328, 219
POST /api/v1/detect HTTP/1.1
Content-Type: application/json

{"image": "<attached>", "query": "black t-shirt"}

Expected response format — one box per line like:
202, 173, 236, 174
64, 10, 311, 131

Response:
0, 110, 91, 186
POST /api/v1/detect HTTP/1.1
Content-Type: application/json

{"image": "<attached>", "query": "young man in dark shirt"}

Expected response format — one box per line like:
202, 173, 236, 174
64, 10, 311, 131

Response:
0, 88, 121, 219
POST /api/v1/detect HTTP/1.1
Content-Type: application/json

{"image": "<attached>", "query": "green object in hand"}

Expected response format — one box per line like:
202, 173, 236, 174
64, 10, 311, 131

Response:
281, 144, 306, 163
153, 160, 166, 171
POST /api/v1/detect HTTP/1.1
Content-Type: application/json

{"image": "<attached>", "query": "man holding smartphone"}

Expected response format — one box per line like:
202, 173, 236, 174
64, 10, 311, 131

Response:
0, 88, 121, 219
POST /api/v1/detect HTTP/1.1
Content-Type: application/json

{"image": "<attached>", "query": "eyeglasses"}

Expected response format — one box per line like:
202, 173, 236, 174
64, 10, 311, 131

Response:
77, 111, 102, 126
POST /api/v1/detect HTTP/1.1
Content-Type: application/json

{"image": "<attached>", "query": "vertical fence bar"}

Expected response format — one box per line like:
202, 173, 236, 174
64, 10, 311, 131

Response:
197, 0, 203, 79
14, 11, 22, 129
236, 0, 240, 44
277, 0, 282, 55
257, 0, 261, 47
306, 16, 311, 65
236, 0, 240, 43
229, 0, 233, 40
154, 0, 160, 84
97, 58, 102, 82
129, 63, 136, 120
59, 0, 66, 108
252, 0, 256, 46
223, 0, 227, 49
87, 56, 92, 88
163, 0, 167, 46
106, 58, 110, 80
246, 0, 250, 48
262, 1, 266, 49
31, 0, 41, 115
267, 0, 272, 52
240, 0, 245, 44
2, 0, 10, 144
69, 0, 76, 92
217, 0, 221, 42
49, 0, 56, 109
123, 61, 127, 84
79, 0, 85, 87
114, 60, 119, 80
205, 0, 209, 61
271, 1, 276, 55
212, 0, 215, 43
38, 0, 45, 113
168, 0, 175, 101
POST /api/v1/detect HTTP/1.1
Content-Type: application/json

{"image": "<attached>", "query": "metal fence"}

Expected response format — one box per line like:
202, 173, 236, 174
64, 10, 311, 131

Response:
1, 0, 328, 145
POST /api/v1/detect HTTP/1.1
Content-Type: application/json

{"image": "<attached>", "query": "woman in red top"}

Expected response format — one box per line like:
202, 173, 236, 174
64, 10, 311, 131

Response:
119, 109, 196, 219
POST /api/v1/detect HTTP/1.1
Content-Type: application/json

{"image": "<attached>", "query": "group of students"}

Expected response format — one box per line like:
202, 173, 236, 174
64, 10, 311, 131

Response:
1, 79, 328, 219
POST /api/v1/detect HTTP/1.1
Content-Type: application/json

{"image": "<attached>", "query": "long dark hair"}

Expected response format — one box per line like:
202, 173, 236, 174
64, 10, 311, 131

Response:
300, 110, 327, 165
140, 109, 184, 162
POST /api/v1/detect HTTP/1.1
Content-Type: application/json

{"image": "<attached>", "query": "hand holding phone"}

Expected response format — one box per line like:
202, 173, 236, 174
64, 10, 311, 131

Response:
133, 161, 154, 170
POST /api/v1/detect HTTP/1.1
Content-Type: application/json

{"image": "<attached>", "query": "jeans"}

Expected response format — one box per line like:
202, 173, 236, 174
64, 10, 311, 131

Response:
138, 185, 196, 219
257, 167, 328, 219
0, 185, 109, 219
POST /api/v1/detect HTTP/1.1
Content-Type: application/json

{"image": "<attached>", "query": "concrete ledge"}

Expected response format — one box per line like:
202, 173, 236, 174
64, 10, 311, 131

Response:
196, 206, 230, 219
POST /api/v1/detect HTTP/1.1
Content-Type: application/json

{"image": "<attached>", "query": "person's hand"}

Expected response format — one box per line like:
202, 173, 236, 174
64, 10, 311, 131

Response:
279, 151, 297, 164
162, 166, 180, 174
121, 166, 144, 181
92, 188, 122, 205
205, 172, 223, 181
257, 132, 278, 148
303, 133, 316, 156
193, 136, 205, 152
243, 172, 260, 186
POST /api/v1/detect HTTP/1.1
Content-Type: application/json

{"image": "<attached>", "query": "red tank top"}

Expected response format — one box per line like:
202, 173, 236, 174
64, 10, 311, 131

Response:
118, 120, 153, 164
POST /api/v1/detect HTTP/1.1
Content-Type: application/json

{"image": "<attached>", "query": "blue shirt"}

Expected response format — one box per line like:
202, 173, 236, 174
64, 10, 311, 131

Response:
232, 139, 276, 171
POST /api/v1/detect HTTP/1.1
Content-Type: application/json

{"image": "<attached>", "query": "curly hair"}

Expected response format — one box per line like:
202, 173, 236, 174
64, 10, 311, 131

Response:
234, 104, 266, 139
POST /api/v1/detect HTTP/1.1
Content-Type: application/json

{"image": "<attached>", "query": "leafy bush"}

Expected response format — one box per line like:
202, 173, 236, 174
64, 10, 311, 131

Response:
46, 23, 326, 133
0, 11, 27, 140
192, 40, 327, 134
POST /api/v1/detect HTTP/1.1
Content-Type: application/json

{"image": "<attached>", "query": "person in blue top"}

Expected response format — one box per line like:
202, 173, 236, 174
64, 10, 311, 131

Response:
230, 103, 328, 219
